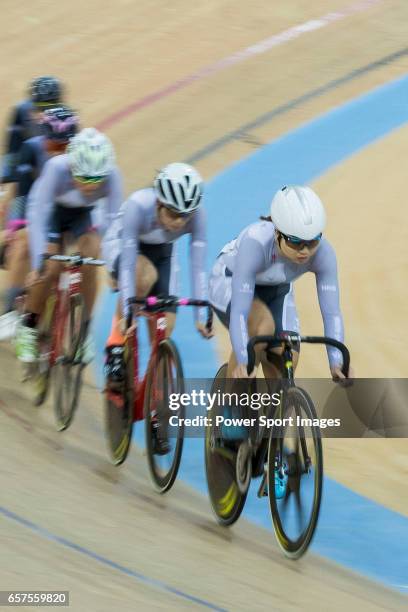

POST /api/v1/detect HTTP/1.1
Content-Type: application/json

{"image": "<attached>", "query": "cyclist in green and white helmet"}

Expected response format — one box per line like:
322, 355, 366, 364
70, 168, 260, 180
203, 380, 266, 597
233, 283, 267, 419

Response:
67, 127, 115, 186
15, 127, 123, 365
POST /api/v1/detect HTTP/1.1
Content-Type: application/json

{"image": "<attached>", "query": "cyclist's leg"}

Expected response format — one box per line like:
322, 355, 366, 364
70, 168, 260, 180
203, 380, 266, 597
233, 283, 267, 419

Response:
15, 241, 61, 362
140, 243, 176, 454
2, 196, 29, 313
253, 284, 300, 379
220, 298, 278, 377
4, 228, 29, 310
142, 243, 176, 342
25, 242, 61, 315
104, 254, 158, 384
76, 230, 100, 318
106, 254, 158, 346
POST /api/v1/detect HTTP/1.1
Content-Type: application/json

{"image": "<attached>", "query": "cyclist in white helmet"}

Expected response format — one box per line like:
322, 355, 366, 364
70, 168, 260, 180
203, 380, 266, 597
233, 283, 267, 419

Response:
102, 162, 212, 451
15, 127, 123, 364
209, 185, 353, 381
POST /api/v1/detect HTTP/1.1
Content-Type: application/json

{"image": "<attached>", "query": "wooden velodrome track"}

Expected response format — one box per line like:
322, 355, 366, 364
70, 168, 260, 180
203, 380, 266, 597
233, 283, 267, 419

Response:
0, 1, 407, 609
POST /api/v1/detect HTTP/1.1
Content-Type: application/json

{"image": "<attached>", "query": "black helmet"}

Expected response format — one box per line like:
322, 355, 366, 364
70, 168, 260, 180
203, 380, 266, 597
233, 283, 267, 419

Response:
40, 106, 79, 142
30, 76, 62, 107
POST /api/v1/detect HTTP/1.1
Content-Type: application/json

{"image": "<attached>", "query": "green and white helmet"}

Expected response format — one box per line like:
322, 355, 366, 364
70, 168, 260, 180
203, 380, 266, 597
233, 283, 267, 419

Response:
67, 127, 115, 177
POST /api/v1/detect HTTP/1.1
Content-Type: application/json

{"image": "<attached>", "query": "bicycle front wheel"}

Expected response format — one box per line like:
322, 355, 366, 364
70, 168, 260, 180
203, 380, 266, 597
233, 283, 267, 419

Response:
268, 386, 323, 559
144, 338, 184, 493
53, 293, 86, 431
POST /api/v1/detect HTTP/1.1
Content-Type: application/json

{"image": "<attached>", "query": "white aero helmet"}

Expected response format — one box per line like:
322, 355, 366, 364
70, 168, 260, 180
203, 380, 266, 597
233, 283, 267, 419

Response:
67, 127, 115, 177
154, 162, 203, 214
270, 185, 326, 240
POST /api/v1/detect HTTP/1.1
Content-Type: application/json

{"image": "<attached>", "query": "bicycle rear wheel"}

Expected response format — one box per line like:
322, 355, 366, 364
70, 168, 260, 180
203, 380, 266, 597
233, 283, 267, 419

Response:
144, 338, 184, 493
205, 364, 248, 526
104, 336, 134, 465
53, 293, 86, 431
268, 386, 323, 559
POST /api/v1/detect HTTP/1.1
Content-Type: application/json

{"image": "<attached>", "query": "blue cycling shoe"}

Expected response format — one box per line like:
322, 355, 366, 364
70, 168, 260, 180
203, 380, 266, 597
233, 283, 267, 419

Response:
274, 461, 288, 500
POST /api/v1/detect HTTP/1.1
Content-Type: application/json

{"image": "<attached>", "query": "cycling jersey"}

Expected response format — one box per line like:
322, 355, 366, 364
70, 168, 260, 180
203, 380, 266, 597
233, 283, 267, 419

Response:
1, 100, 39, 184
15, 135, 48, 198
6, 136, 50, 229
27, 154, 123, 269
102, 187, 207, 320
208, 220, 344, 367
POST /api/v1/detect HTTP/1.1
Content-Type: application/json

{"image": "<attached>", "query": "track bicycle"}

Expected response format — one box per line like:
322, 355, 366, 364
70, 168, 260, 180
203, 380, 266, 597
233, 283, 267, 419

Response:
33, 253, 104, 432
104, 295, 213, 494
205, 331, 350, 558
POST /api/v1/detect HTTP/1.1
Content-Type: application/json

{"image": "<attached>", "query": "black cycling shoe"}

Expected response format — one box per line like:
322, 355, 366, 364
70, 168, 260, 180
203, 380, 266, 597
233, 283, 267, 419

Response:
104, 345, 125, 389
151, 418, 170, 455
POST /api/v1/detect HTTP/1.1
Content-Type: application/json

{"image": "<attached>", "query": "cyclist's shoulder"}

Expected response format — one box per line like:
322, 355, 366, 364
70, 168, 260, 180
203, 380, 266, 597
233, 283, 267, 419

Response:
126, 186, 156, 209
316, 237, 336, 256
310, 237, 337, 269
38, 154, 70, 185
240, 219, 275, 247
107, 164, 123, 183
23, 135, 44, 151
9, 99, 32, 124
44, 153, 69, 172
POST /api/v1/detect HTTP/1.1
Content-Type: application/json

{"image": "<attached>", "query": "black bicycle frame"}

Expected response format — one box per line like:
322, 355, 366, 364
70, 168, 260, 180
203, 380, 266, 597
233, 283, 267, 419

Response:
246, 332, 350, 379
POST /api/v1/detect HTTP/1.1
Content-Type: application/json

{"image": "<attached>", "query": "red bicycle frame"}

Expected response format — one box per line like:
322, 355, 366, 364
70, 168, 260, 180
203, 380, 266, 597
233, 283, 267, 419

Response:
48, 261, 83, 368
126, 309, 167, 422
125, 296, 212, 422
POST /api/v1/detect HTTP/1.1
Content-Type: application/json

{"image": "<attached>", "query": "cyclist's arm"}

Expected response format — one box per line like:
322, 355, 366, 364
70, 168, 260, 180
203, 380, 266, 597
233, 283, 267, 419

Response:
189, 207, 207, 323
312, 241, 345, 368
15, 141, 37, 198
1, 106, 25, 185
102, 168, 124, 234
119, 198, 141, 318
26, 160, 59, 270
229, 237, 266, 364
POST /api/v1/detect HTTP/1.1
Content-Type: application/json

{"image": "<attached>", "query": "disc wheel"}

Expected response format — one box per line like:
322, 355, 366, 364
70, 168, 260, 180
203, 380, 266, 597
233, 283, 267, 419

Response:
104, 335, 135, 465
205, 364, 248, 526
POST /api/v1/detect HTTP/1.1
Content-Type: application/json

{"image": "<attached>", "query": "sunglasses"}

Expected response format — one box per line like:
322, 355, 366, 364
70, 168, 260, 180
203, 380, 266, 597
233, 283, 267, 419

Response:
279, 232, 322, 250
159, 204, 192, 219
74, 175, 106, 185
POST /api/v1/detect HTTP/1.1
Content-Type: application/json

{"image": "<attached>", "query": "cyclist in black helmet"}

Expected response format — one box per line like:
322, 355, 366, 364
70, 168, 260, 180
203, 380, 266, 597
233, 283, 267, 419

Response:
0, 76, 63, 292
1, 76, 63, 187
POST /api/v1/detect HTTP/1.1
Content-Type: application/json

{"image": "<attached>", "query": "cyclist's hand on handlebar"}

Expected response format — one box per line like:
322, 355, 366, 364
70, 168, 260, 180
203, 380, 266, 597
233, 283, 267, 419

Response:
232, 363, 256, 379
195, 321, 214, 339
331, 364, 354, 387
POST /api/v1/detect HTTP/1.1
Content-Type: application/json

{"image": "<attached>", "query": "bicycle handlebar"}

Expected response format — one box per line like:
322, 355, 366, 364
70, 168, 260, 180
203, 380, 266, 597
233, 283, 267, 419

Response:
246, 332, 350, 378
45, 254, 105, 266
127, 296, 213, 331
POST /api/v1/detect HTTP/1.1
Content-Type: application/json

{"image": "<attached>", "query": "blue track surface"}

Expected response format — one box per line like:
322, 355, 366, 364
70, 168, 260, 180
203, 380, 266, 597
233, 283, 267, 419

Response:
94, 73, 408, 594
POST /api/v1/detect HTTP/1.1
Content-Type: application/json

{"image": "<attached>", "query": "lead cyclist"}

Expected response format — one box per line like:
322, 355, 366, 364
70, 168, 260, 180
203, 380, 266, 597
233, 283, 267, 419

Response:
208, 185, 354, 380
208, 185, 353, 496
